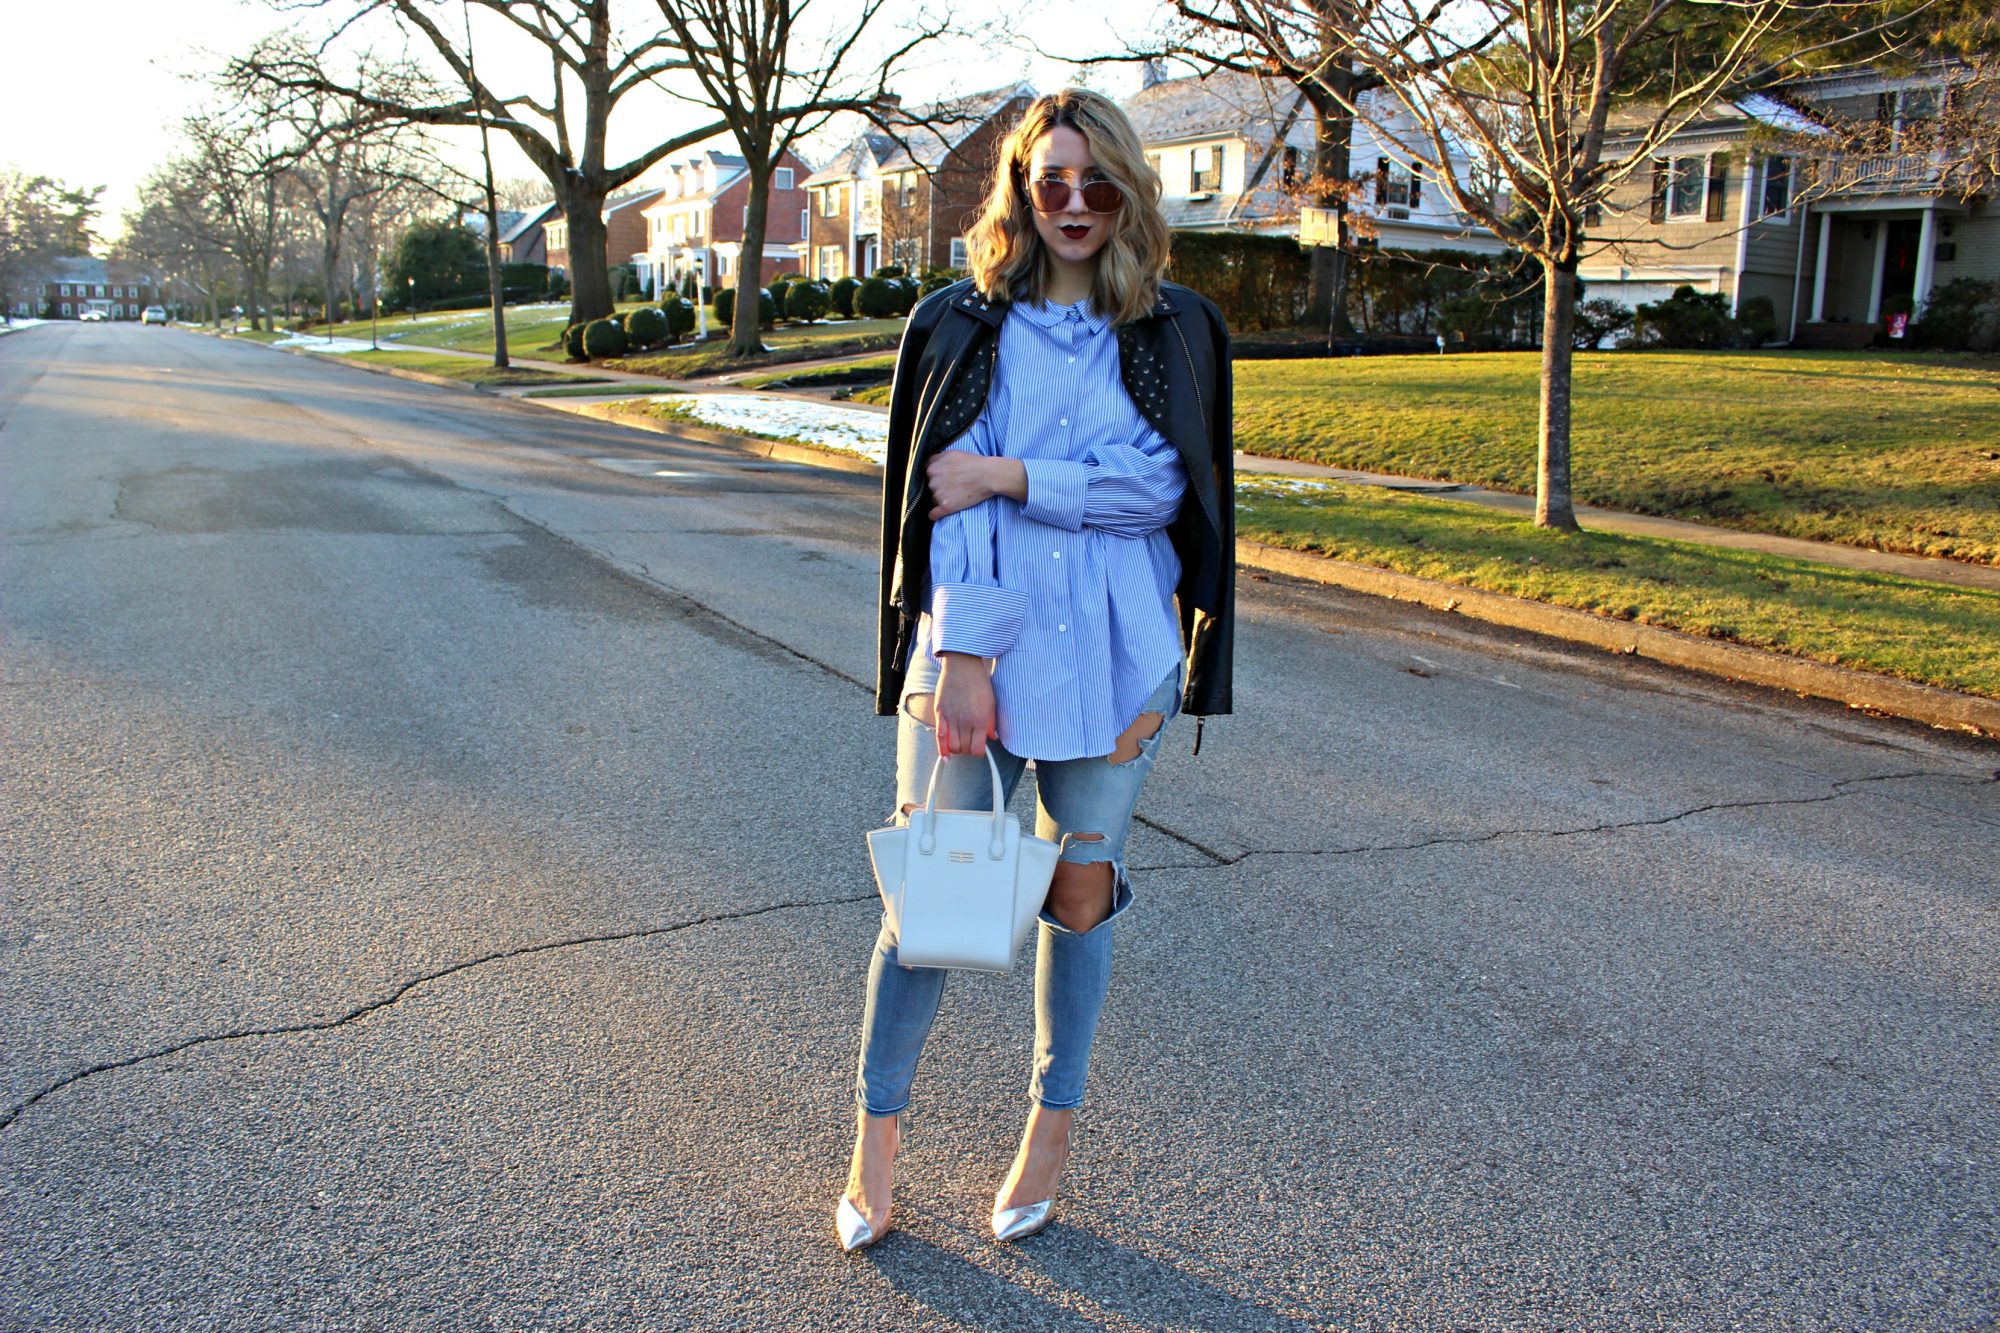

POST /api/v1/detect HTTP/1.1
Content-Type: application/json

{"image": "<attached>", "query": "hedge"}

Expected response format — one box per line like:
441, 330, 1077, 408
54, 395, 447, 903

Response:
1166, 230, 1313, 332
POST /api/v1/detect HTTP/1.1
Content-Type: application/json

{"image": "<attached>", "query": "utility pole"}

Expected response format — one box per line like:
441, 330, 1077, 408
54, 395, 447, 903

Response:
463, 0, 509, 368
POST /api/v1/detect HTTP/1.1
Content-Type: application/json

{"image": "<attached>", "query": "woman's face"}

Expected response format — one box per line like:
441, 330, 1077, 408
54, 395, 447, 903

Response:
1025, 124, 1117, 273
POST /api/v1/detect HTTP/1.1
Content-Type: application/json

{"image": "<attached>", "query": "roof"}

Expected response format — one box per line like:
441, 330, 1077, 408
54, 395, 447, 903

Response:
803, 83, 1035, 186
499, 201, 560, 245
43, 256, 157, 284
604, 189, 664, 217
1123, 70, 1305, 149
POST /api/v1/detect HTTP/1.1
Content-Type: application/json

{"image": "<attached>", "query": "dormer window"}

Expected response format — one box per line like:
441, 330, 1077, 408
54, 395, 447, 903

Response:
1189, 145, 1219, 194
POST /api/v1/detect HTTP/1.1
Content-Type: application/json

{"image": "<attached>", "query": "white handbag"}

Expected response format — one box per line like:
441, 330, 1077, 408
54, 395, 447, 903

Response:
865, 748, 1061, 972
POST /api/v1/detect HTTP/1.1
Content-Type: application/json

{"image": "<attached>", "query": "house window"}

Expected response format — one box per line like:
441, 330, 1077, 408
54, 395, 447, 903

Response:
775, 167, 794, 190
817, 245, 844, 280
900, 172, 917, 207
59, 284, 70, 297
1762, 156, 1792, 218
61, 302, 71, 316
1664, 155, 1706, 219
1190, 145, 1218, 193
893, 237, 920, 268
96, 285, 105, 297
820, 188, 839, 217
800, 207, 808, 238
693, 210, 704, 237
1281, 146, 1300, 187
718, 252, 731, 276
1376, 158, 1413, 207
950, 237, 968, 269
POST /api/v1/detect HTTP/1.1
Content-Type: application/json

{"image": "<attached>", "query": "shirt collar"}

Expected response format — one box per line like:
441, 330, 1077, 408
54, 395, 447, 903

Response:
1016, 296, 1107, 337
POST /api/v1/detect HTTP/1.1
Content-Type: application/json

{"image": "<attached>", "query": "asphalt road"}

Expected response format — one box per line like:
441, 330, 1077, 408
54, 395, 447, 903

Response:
3, 321, 1995, 1333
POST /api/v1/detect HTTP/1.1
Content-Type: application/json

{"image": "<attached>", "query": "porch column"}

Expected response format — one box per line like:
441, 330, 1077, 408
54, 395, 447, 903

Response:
1866, 222, 1889, 322
1912, 205, 1939, 312
1810, 212, 1833, 323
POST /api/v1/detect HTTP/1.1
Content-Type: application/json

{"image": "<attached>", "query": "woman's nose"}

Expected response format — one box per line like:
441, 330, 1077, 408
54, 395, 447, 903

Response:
1064, 184, 1089, 214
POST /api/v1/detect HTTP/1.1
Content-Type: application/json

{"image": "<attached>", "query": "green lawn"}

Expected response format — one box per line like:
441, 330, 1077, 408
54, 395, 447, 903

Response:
520, 383, 681, 399
1238, 477, 2000, 699
1234, 349, 2000, 565
306, 302, 625, 356
738, 353, 897, 390
333, 349, 600, 387
608, 321, 904, 378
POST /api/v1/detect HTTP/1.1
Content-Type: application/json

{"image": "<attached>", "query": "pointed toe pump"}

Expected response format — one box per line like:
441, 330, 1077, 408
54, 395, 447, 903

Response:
834, 1111, 904, 1253
990, 1197, 1054, 1243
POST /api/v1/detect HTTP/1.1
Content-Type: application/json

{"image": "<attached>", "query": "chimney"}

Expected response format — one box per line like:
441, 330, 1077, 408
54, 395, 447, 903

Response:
1141, 60, 1167, 89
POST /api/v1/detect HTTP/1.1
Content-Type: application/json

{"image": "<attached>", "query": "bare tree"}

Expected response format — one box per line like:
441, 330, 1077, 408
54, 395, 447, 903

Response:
1303, 0, 1892, 529
233, 0, 731, 326
648, 0, 947, 357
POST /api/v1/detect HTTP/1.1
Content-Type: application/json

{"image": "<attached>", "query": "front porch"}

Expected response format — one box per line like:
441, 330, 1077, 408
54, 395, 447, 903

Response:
1804, 198, 1966, 328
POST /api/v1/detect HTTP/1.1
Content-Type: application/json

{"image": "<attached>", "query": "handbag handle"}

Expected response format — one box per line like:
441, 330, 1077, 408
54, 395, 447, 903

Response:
916, 746, 1008, 861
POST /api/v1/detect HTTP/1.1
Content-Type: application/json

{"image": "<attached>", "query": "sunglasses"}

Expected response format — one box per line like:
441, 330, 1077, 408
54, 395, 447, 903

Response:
1028, 176, 1125, 214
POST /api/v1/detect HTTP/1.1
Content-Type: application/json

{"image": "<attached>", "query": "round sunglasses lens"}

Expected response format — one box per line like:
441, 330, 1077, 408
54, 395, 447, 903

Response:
1030, 180, 1071, 211
1080, 181, 1124, 212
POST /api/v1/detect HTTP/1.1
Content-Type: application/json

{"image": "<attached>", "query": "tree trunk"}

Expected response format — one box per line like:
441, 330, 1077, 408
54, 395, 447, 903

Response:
564, 186, 614, 325
730, 172, 771, 359
1536, 258, 1581, 531
1306, 98, 1356, 335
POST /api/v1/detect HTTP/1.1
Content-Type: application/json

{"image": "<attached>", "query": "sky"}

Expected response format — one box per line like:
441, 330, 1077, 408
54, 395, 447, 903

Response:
4, 0, 1167, 246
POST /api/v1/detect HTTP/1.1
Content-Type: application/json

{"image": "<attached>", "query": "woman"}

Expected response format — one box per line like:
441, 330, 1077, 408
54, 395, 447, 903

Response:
840, 87, 1235, 1250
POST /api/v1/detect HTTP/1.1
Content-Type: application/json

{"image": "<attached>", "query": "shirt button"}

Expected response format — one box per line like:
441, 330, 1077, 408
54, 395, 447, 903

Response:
1059, 417, 1069, 426
1058, 624, 1068, 633
1067, 356, 1076, 364
1052, 550, 1061, 559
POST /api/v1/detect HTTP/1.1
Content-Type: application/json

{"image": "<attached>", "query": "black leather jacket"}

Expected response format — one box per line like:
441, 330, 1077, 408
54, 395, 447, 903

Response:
874, 277, 1234, 718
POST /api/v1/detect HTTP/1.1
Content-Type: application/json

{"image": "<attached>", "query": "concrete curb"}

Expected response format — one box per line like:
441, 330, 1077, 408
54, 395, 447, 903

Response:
317, 367, 2000, 740
1237, 542, 2000, 738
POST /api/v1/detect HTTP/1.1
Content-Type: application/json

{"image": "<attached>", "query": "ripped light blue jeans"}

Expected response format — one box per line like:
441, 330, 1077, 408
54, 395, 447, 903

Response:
854, 660, 1180, 1115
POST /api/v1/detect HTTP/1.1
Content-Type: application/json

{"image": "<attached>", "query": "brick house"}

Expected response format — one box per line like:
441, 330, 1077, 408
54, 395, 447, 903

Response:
498, 201, 560, 266
1580, 62, 1998, 344
802, 84, 1036, 281
1123, 68, 1503, 255
633, 147, 812, 296
12, 257, 163, 319
543, 189, 661, 281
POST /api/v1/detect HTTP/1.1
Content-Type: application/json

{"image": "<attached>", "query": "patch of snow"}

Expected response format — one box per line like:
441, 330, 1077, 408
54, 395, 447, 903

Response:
669, 392, 888, 464
278, 333, 383, 353
0, 318, 49, 335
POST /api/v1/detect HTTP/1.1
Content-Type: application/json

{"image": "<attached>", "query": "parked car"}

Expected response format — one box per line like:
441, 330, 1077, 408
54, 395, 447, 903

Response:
78, 309, 108, 322
142, 306, 168, 325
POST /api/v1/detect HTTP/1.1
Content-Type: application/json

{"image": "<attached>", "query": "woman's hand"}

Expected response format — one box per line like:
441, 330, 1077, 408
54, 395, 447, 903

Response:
934, 652, 998, 758
927, 453, 1027, 521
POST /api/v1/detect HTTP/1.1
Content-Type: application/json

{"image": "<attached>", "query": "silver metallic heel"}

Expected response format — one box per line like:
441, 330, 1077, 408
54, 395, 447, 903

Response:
990, 1197, 1053, 1242
835, 1111, 905, 1253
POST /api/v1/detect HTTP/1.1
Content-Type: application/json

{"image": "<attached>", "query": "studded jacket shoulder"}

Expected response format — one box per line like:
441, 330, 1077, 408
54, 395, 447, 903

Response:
874, 277, 1235, 720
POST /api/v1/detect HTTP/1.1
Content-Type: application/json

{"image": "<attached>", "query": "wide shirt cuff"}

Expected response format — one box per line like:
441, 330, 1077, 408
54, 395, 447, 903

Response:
927, 582, 1028, 659
1019, 458, 1088, 531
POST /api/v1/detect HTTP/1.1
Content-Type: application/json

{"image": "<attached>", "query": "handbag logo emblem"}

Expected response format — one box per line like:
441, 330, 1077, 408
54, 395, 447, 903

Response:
948, 850, 974, 863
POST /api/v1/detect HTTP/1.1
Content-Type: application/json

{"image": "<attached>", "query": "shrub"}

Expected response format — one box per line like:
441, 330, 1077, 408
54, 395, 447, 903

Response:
768, 274, 797, 309
561, 322, 589, 360
1911, 277, 2000, 351
757, 286, 778, 327
919, 271, 957, 296
1736, 295, 1778, 347
830, 275, 861, 318
660, 295, 696, 342
873, 264, 906, 279
624, 304, 668, 348
894, 276, 921, 315
1631, 285, 1737, 349
1573, 297, 1635, 350
545, 269, 570, 300
858, 275, 900, 318
581, 316, 627, 359
713, 286, 737, 328
784, 280, 831, 324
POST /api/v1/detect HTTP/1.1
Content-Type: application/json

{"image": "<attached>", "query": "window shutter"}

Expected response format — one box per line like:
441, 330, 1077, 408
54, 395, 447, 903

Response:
1409, 160, 1422, 208
1649, 159, 1667, 223
1705, 154, 1729, 223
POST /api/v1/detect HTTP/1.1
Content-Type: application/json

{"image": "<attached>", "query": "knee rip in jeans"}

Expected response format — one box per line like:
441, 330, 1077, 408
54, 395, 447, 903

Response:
902, 692, 936, 728
1108, 711, 1164, 765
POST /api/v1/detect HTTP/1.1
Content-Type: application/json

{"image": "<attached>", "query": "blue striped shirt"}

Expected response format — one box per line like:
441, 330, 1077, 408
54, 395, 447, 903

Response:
918, 296, 1187, 761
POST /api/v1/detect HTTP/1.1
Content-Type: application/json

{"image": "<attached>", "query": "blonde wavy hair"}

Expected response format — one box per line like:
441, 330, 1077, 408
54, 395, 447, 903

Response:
967, 88, 1171, 326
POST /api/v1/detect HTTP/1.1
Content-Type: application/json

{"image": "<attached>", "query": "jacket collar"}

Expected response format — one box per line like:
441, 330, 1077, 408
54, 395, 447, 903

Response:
946, 282, 1180, 328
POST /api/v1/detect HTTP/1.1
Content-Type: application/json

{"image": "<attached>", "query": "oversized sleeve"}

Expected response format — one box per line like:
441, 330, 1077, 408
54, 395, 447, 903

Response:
924, 412, 1027, 660
1017, 425, 1187, 538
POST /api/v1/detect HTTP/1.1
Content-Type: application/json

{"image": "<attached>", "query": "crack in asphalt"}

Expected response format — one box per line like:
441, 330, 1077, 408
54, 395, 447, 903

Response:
1162, 770, 1981, 866
0, 892, 875, 1135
